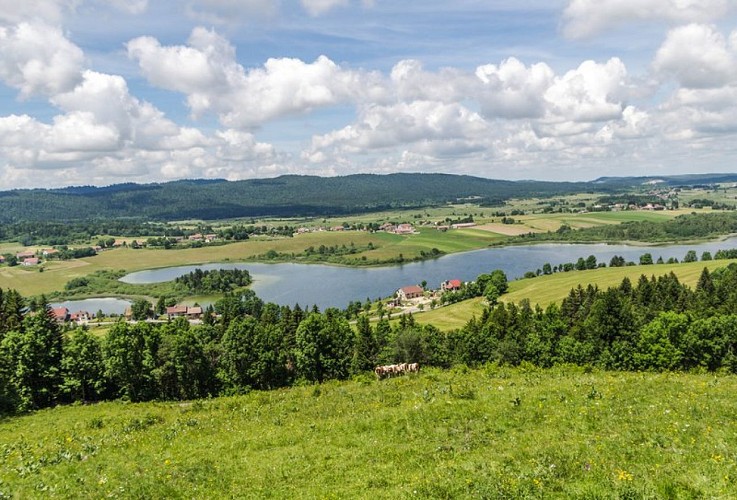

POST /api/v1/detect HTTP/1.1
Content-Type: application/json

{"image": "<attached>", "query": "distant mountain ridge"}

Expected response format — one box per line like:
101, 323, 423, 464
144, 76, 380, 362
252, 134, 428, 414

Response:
0, 172, 734, 223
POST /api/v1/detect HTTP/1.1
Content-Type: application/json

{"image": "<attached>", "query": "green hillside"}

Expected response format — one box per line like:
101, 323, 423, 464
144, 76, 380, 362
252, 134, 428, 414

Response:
1, 366, 735, 498
4, 171, 737, 223
0, 173, 583, 222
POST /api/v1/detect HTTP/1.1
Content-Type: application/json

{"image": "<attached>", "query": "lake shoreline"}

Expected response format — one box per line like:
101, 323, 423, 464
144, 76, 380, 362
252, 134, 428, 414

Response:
54, 236, 736, 313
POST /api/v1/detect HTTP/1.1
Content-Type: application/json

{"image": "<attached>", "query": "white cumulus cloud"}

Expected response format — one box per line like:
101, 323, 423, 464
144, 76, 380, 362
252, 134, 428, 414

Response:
306, 100, 489, 158
475, 57, 555, 119
0, 22, 84, 98
543, 58, 628, 125
128, 28, 385, 127
653, 24, 737, 88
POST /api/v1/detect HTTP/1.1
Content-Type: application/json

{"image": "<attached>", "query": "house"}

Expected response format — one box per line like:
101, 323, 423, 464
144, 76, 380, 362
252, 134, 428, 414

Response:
42, 248, 59, 257
21, 257, 39, 266
379, 222, 396, 232
450, 222, 476, 229
16, 251, 35, 260
70, 311, 92, 323
205, 234, 218, 242
394, 224, 414, 235
166, 305, 203, 320
396, 285, 424, 301
52, 307, 69, 322
189, 233, 203, 241
186, 306, 203, 320
166, 305, 189, 318
441, 279, 462, 291
0, 255, 5, 264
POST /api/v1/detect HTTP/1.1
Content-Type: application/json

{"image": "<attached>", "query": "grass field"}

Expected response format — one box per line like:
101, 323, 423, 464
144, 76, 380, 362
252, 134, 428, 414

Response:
503, 259, 737, 306
406, 297, 487, 330
408, 260, 737, 332
1, 366, 736, 498
508, 209, 694, 234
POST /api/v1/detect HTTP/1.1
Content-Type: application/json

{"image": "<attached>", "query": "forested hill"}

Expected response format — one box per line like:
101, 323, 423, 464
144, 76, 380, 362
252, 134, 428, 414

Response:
0, 174, 585, 222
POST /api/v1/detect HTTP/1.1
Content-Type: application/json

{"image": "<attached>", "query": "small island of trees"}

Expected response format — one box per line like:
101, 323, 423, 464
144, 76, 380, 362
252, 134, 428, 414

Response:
174, 268, 252, 294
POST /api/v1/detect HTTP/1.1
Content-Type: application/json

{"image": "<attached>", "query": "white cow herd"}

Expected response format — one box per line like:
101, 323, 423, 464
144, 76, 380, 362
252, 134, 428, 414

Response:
374, 363, 420, 379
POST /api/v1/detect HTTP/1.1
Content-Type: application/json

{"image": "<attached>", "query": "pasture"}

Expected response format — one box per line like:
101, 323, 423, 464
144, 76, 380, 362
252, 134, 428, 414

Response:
503, 259, 737, 307
408, 260, 737, 331
1, 366, 735, 498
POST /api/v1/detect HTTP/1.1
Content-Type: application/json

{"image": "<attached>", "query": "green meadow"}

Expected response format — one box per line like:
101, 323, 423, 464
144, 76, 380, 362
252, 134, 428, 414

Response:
1, 366, 736, 498
411, 260, 737, 331
503, 259, 737, 307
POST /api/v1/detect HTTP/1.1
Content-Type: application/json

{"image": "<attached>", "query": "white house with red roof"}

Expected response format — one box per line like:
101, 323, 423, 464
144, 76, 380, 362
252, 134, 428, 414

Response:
441, 279, 462, 291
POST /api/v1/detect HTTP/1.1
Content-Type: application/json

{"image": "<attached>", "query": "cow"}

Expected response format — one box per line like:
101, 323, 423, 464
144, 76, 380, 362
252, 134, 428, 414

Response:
374, 363, 420, 379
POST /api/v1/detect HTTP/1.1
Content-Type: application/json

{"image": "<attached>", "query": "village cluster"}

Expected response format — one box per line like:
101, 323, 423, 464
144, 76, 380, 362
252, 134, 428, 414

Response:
49, 278, 465, 328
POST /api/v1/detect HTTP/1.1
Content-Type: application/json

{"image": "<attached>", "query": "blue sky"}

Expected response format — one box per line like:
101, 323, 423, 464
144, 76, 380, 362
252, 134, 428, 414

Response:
1, 0, 737, 188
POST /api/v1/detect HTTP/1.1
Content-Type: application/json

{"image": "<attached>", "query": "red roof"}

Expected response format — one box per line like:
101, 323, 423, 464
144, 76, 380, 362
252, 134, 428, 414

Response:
400, 285, 424, 295
52, 307, 69, 320
447, 279, 462, 288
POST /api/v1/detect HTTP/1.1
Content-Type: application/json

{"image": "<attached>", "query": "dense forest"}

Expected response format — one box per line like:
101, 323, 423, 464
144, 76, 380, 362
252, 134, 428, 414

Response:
3, 262, 737, 415
0, 174, 585, 222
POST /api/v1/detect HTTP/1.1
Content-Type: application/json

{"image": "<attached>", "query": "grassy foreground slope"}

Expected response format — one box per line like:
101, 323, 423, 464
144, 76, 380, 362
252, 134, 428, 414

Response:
1, 367, 736, 498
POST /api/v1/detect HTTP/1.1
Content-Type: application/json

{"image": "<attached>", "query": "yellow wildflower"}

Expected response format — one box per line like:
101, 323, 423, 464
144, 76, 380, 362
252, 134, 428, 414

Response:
616, 469, 633, 481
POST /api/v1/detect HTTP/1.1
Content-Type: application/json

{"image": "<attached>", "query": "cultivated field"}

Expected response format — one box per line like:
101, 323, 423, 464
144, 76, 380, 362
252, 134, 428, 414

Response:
1, 367, 735, 498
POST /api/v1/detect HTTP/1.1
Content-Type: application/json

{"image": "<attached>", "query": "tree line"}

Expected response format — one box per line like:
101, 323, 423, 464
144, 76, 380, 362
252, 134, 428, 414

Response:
5, 262, 737, 415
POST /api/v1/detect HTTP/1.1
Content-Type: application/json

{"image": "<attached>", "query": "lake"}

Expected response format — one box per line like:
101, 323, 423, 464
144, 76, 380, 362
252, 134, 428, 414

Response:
116, 237, 737, 310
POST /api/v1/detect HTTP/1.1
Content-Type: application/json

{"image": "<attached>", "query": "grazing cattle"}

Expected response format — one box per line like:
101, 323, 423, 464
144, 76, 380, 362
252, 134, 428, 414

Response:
374, 363, 420, 379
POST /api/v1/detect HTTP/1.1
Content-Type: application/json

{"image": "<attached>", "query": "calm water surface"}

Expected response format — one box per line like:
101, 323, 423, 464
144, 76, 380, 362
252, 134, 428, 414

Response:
116, 238, 737, 310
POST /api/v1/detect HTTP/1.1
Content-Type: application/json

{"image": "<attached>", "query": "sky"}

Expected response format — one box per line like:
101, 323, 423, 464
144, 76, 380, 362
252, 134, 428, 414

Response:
1, 1, 737, 189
